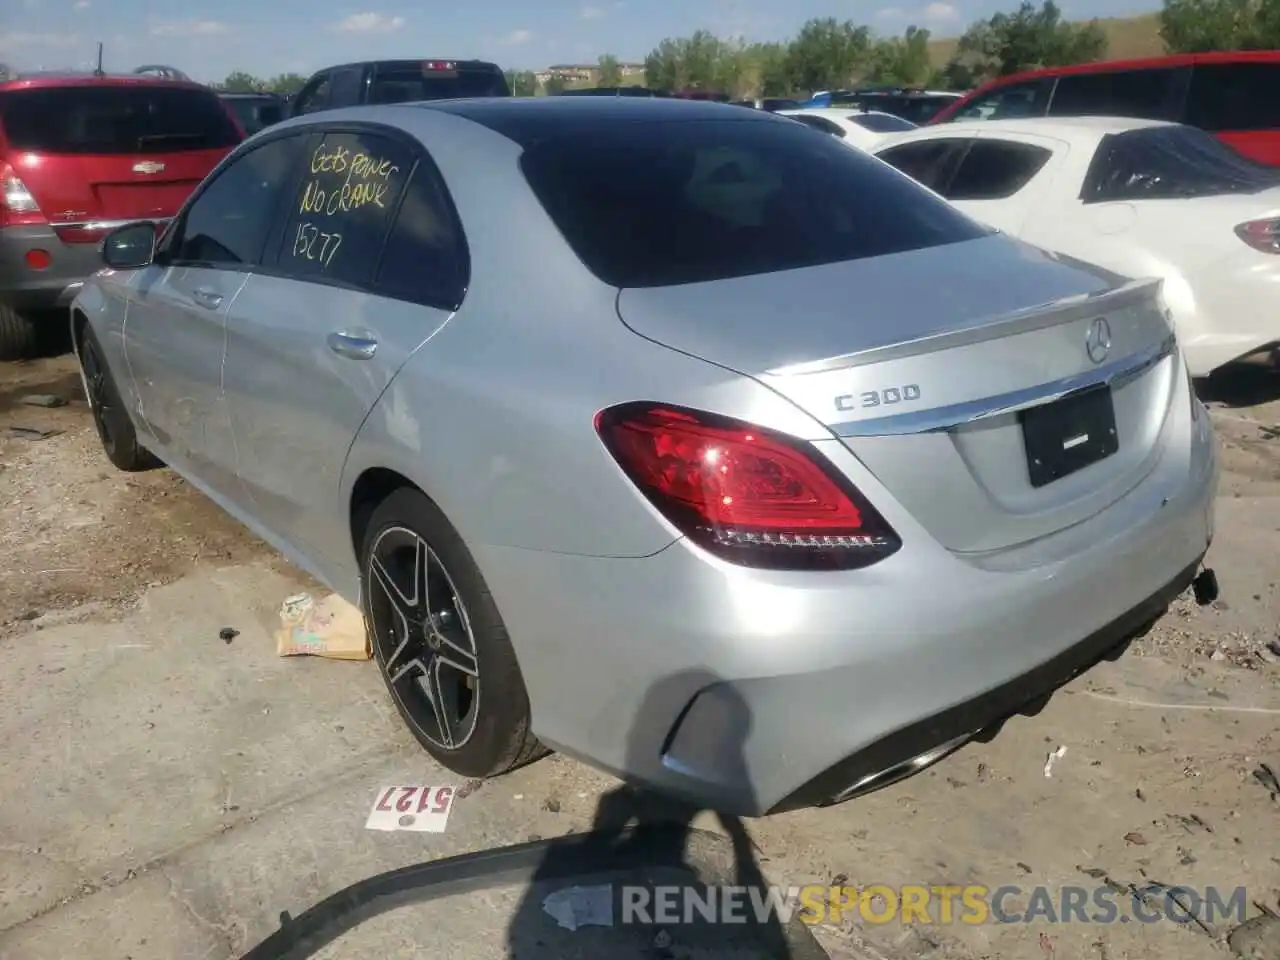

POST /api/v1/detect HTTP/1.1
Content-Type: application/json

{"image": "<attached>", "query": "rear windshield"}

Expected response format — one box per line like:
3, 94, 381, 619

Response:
850, 112, 916, 133
519, 117, 988, 287
1082, 125, 1280, 202
367, 67, 510, 104
0, 85, 242, 154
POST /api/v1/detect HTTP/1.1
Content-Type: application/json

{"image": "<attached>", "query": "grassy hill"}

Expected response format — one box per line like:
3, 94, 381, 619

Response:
926, 12, 1165, 66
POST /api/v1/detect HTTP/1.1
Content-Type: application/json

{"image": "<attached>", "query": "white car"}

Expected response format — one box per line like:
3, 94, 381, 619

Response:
872, 116, 1280, 376
779, 108, 917, 151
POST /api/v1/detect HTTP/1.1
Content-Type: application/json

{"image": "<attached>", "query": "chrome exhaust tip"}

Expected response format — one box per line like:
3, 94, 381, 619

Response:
827, 732, 974, 805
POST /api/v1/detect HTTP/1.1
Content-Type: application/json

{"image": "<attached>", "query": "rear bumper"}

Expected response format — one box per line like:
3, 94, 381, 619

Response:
0, 225, 105, 311
473, 386, 1218, 816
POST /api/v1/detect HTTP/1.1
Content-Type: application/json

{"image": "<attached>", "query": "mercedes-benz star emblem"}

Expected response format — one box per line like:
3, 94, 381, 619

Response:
1085, 317, 1112, 365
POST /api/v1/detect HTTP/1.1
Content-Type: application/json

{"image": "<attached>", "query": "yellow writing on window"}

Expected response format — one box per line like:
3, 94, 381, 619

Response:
302, 144, 401, 217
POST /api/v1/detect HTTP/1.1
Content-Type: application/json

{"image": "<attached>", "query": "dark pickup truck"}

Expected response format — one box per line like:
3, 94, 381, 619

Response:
219, 91, 286, 135
290, 59, 510, 116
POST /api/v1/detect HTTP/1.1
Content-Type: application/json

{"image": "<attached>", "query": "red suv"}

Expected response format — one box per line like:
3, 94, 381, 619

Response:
929, 52, 1280, 166
0, 73, 243, 358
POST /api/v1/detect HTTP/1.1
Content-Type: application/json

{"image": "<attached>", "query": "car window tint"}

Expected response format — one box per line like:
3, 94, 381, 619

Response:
875, 139, 964, 191
1081, 126, 1280, 203
1185, 63, 1280, 132
1048, 69, 1177, 120
276, 130, 413, 286
368, 66, 510, 104
0, 85, 240, 154
519, 118, 989, 288
171, 135, 303, 265
850, 113, 916, 133
375, 161, 469, 309
946, 140, 1052, 200
951, 81, 1050, 121
295, 75, 331, 115
792, 115, 846, 138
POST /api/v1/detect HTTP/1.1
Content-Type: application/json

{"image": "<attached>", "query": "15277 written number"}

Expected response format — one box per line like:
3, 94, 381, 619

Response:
292, 221, 343, 268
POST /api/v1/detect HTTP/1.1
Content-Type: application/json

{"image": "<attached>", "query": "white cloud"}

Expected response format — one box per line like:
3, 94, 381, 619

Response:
0, 31, 82, 50
150, 20, 230, 37
72, 0, 90, 8
495, 28, 533, 45
331, 12, 406, 33
580, 4, 603, 17
922, 1, 961, 22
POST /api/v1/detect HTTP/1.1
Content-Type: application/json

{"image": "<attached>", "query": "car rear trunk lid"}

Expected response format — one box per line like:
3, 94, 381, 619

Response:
615, 235, 1179, 554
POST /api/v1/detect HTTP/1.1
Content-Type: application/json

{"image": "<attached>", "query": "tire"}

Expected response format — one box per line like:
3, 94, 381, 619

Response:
0, 303, 36, 362
361, 486, 548, 778
77, 324, 160, 472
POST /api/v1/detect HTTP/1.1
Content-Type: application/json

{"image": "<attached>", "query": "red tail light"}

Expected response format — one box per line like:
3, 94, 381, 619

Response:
0, 163, 46, 228
1234, 218, 1280, 254
595, 402, 901, 570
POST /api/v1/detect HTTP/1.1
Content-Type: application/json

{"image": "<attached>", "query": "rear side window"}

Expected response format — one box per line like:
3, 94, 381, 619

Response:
1048, 68, 1178, 120
519, 118, 989, 288
0, 85, 241, 154
368, 65, 510, 104
849, 113, 916, 133
1081, 126, 1280, 203
951, 80, 1051, 121
791, 115, 846, 138
375, 161, 470, 309
875, 139, 966, 192
946, 140, 1052, 200
275, 130, 413, 286
1185, 63, 1280, 132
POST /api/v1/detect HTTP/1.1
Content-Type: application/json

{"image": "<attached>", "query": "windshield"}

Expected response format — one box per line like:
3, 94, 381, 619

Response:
1082, 125, 1280, 202
368, 67, 510, 103
0, 85, 242, 154
892, 96, 957, 124
519, 117, 987, 288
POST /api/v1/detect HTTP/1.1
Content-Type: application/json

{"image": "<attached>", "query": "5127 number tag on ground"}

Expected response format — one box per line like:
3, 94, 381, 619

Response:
365, 784, 458, 833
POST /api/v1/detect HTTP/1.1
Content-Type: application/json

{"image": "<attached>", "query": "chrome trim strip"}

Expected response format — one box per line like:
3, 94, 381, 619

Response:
830, 334, 1177, 438
52, 218, 171, 232
767, 277, 1163, 377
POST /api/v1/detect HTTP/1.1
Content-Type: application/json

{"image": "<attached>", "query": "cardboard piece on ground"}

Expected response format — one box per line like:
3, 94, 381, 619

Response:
275, 591, 371, 660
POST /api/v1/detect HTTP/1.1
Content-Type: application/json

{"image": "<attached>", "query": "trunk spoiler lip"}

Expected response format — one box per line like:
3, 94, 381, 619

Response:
764, 276, 1165, 378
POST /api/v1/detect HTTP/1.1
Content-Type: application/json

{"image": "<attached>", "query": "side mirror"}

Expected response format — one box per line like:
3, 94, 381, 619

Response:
102, 222, 157, 269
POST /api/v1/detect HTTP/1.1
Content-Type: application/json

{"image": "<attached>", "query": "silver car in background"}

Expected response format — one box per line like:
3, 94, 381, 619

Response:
71, 98, 1219, 816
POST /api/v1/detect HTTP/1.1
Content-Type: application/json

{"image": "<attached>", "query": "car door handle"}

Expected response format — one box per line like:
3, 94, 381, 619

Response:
191, 287, 223, 310
327, 330, 378, 360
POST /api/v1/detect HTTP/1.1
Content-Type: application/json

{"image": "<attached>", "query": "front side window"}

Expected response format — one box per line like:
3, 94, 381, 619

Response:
294, 75, 332, 116
951, 80, 1051, 121
1081, 125, 1280, 203
0, 85, 240, 154
1048, 68, 1178, 120
791, 115, 846, 138
170, 135, 304, 265
274, 129, 414, 286
945, 140, 1053, 200
520, 118, 989, 288
1185, 63, 1280, 132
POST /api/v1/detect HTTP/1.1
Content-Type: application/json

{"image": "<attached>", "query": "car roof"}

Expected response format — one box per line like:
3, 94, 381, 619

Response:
892, 115, 1172, 142
413, 95, 777, 145
219, 91, 282, 99
0, 72, 212, 92
970, 49, 1280, 94
311, 58, 502, 75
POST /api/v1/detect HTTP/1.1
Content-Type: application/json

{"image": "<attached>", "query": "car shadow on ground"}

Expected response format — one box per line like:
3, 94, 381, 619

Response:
234, 671, 831, 960
1195, 361, 1280, 408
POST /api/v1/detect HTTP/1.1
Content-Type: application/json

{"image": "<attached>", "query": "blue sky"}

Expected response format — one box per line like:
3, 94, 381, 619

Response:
2, 0, 1158, 84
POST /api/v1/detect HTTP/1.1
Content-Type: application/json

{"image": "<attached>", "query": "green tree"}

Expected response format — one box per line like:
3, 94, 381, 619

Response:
1159, 0, 1267, 50
505, 69, 538, 95
867, 26, 933, 85
264, 72, 307, 95
544, 73, 568, 95
751, 41, 792, 96
951, 0, 1106, 80
597, 53, 622, 86
644, 37, 684, 90
222, 70, 264, 93
783, 17, 873, 94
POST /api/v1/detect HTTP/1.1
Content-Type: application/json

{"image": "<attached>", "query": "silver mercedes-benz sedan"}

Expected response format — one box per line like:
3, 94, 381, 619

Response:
70, 97, 1219, 816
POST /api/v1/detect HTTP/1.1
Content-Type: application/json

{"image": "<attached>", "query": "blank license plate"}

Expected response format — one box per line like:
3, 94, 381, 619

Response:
1019, 385, 1119, 488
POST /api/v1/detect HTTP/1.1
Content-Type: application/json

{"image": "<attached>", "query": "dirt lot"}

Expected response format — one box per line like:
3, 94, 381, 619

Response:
1, 351, 1278, 960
